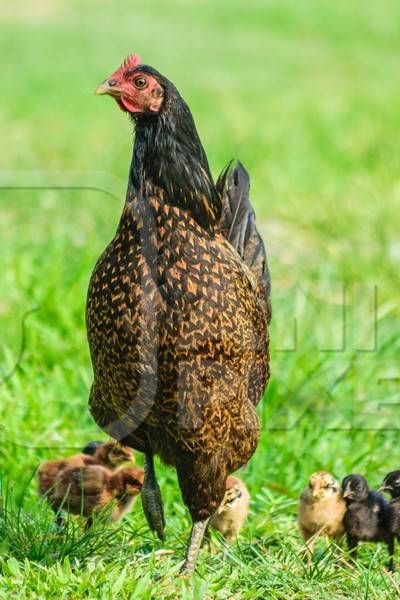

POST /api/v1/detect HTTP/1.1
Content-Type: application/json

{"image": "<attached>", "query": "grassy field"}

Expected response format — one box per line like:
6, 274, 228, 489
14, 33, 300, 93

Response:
1, 0, 400, 597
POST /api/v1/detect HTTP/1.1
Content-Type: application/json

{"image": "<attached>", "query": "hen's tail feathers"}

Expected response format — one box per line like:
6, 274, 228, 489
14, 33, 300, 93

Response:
217, 161, 271, 322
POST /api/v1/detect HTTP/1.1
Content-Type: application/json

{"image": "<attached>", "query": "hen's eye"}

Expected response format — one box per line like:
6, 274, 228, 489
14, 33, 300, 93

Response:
133, 77, 148, 89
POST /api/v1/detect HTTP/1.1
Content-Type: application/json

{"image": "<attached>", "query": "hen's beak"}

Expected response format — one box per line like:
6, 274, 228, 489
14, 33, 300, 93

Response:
95, 81, 110, 95
95, 80, 121, 96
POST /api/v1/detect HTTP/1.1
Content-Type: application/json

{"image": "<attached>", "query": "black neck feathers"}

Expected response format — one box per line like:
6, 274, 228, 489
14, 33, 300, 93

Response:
127, 77, 221, 231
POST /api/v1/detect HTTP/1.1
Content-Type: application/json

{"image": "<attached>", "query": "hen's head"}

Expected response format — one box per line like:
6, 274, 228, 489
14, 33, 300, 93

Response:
96, 54, 165, 115
308, 471, 340, 500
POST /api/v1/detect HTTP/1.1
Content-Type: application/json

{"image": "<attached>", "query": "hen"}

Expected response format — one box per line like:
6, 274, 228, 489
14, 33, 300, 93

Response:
87, 54, 270, 573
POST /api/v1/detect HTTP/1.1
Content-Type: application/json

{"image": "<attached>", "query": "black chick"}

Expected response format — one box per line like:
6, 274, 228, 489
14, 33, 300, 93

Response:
342, 474, 395, 572
380, 470, 400, 541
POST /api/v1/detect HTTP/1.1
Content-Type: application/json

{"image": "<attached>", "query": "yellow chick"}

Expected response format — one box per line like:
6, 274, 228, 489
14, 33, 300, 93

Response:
209, 476, 250, 542
298, 471, 346, 558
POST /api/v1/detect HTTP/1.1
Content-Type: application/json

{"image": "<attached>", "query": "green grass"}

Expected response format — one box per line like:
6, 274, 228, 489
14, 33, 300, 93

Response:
1, 0, 400, 597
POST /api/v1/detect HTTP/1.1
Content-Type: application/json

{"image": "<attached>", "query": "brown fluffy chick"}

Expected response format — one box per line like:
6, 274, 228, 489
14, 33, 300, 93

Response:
38, 441, 134, 498
209, 476, 250, 543
51, 465, 144, 526
298, 471, 346, 557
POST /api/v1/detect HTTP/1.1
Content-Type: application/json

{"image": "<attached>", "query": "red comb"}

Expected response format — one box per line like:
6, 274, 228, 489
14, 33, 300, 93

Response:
105, 54, 142, 83
122, 53, 141, 70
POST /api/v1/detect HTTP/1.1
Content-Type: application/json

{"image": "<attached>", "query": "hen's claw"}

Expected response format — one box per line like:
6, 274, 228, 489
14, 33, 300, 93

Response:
142, 453, 165, 542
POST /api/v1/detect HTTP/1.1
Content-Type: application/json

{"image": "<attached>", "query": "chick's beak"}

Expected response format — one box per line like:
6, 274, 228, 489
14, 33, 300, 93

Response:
379, 485, 390, 493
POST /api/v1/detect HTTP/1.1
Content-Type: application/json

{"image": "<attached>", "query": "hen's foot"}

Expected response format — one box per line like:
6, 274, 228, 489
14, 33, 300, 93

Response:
141, 453, 165, 542
180, 518, 210, 576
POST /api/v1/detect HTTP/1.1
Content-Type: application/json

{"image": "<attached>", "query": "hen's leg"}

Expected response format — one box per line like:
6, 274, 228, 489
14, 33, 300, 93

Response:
141, 452, 165, 541
176, 451, 226, 575
181, 518, 210, 575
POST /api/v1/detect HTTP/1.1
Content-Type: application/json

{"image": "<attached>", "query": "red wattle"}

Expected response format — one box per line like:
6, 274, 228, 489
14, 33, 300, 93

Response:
120, 96, 140, 113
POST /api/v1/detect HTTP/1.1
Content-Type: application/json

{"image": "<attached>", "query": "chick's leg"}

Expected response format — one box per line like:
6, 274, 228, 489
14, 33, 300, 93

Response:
54, 515, 66, 528
181, 518, 210, 575
387, 536, 395, 573
141, 452, 165, 541
51, 504, 65, 528
300, 528, 315, 564
346, 534, 358, 563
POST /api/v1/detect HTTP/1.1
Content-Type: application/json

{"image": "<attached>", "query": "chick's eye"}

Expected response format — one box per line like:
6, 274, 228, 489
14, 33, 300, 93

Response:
133, 77, 148, 89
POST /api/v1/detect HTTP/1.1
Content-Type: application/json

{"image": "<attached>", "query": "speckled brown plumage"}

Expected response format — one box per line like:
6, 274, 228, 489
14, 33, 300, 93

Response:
88, 57, 270, 571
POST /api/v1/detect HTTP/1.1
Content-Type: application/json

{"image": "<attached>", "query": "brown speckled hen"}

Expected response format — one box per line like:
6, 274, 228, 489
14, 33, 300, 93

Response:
87, 54, 270, 573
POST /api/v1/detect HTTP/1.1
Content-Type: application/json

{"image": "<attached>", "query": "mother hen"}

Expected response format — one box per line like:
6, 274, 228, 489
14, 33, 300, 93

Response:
87, 54, 270, 573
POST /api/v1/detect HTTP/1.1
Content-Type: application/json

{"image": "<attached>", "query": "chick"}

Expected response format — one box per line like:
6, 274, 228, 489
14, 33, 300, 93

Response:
38, 441, 134, 498
209, 476, 250, 542
380, 470, 400, 540
342, 474, 395, 572
51, 465, 144, 527
298, 471, 346, 558
93, 441, 135, 469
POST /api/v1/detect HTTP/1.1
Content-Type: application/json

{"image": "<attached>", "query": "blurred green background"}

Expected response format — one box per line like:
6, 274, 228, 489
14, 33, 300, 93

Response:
1, 0, 400, 597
